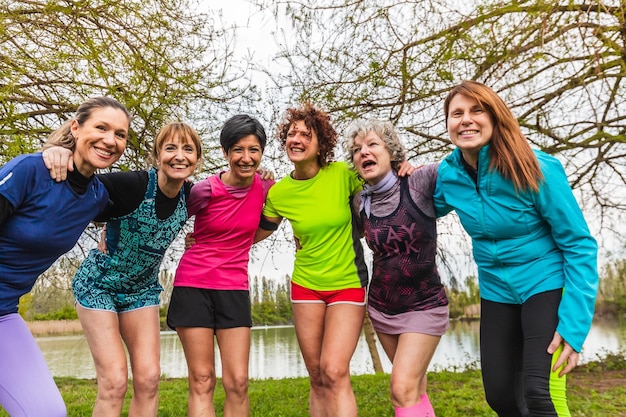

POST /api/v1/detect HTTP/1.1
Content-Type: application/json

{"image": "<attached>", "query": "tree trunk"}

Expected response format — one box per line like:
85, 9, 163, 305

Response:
363, 311, 384, 373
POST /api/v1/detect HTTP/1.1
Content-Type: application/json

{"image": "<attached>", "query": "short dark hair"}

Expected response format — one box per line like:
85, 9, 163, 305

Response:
220, 114, 267, 153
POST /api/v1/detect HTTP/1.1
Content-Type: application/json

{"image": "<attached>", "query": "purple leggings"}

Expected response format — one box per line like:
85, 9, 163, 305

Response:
0, 313, 66, 417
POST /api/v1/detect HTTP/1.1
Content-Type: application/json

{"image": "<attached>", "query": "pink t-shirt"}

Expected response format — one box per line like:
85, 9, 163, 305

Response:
174, 172, 273, 290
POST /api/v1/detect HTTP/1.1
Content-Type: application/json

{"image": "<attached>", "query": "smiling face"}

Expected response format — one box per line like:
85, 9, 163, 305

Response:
157, 134, 198, 182
71, 106, 129, 177
285, 120, 320, 168
352, 130, 392, 185
223, 134, 263, 186
446, 93, 494, 167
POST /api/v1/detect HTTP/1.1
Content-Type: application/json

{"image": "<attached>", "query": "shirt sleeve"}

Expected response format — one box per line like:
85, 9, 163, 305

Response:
0, 154, 39, 210
261, 178, 275, 200
433, 162, 455, 218
534, 154, 598, 352
407, 163, 438, 218
94, 171, 147, 221
186, 178, 212, 216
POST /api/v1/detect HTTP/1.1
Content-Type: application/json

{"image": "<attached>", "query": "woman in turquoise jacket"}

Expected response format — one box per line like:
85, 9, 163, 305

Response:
433, 81, 598, 417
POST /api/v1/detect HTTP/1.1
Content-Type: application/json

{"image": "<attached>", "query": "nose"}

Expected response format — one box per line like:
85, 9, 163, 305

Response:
461, 111, 473, 124
174, 147, 185, 160
102, 131, 116, 146
241, 149, 252, 162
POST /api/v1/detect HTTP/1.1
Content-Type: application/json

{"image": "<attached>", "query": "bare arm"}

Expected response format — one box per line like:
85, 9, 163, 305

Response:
254, 215, 282, 243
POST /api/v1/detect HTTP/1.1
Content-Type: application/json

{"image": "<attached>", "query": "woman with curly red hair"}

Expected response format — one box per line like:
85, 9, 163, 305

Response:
256, 102, 368, 417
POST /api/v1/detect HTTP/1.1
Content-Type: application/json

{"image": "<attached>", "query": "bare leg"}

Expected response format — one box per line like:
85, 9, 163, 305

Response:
292, 303, 327, 417
319, 304, 365, 417
177, 327, 217, 417
77, 305, 128, 417
216, 327, 251, 417
378, 332, 441, 408
120, 306, 161, 417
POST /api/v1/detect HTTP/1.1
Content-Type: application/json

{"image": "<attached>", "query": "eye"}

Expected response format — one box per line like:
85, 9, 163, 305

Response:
116, 131, 127, 140
184, 145, 195, 153
352, 147, 361, 155
287, 131, 296, 137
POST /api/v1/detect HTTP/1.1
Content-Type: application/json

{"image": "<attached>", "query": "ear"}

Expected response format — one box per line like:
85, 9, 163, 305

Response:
70, 119, 79, 137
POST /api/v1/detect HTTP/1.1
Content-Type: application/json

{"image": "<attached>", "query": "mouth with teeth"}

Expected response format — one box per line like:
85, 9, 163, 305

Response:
361, 160, 376, 169
94, 148, 113, 157
459, 130, 479, 136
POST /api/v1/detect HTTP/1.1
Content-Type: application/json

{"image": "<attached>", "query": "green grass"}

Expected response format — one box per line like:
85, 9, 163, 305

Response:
1, 361, 625, 416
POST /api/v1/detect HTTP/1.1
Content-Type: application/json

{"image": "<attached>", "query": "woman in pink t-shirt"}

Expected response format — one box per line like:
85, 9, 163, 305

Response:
167, 114, 274, 417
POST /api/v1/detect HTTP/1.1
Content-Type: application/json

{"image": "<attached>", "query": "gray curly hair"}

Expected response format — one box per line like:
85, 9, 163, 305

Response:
343, 119, 406, 172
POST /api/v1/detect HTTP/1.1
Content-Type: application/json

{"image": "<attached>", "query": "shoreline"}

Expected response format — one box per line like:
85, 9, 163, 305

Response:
28, 319, 83, 337
28, 312, 622, 337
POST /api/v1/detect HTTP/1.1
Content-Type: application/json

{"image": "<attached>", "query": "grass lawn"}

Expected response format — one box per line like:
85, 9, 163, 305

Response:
1, 357, 624, 416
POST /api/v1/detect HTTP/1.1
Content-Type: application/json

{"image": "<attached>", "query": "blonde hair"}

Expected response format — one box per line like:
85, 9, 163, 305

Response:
42, 97, 131, 151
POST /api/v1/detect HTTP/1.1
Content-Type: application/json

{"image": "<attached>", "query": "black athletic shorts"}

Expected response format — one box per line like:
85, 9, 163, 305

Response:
167, 286, 252, 330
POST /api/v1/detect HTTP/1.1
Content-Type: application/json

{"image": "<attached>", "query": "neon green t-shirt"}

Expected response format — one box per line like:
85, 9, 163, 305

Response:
263, 161, 367, 290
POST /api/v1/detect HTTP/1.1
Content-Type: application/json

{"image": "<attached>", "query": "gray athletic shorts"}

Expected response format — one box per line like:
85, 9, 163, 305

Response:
367, 304, 450, 336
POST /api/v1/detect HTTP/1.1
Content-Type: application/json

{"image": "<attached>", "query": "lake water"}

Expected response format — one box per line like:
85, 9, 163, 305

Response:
37, 317, 625, 380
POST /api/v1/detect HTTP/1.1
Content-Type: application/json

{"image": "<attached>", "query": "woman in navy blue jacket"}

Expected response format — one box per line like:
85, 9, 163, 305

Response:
0, 97, 130, 417
433, 81, 598, 417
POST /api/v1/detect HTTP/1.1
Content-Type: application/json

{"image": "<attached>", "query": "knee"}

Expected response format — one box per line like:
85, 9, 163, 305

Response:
98, 373, 128, 401
44, 402, 67, 417
485, 398, 519, 416
189, 369, 217, 394
306, 364, 324, 390
132, 367, 161, 396
320, 361, 349, 387
223, 373, 249, 398
26, 396, 67, 417
484, 385, 517, 414
524, 384, 557, 414
389, 376, 417, 406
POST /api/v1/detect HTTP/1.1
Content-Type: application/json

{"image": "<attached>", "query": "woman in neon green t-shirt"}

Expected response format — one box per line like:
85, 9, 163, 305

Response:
256, 102, 367, 417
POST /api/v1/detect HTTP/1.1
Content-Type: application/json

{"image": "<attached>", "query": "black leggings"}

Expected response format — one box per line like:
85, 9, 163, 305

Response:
480, 289, 570, 417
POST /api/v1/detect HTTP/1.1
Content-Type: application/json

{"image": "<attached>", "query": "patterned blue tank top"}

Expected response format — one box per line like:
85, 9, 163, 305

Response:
76, 168, 187, 293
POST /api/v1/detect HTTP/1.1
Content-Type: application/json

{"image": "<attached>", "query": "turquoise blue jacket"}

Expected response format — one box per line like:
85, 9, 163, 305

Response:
434, 145, 598, 352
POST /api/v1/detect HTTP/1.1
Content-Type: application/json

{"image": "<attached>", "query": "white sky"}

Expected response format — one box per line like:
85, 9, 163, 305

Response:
207, 1, 297, 279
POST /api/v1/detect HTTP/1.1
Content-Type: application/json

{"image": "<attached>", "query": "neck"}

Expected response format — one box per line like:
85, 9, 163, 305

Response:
292, 161, 321, 180
366, 169, 395, 187
157, 171, 184, 198
221, 171, 253, 187
73, 163, 94, 179
461, 151, 478, 169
